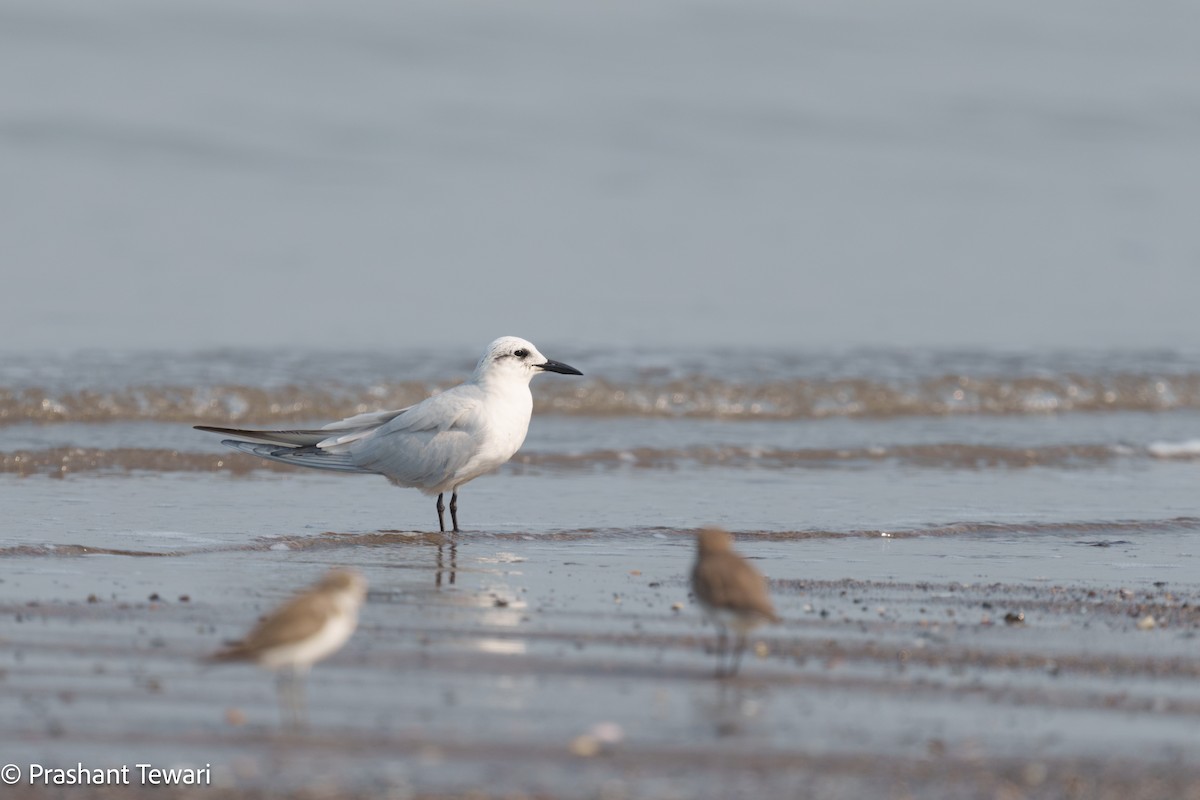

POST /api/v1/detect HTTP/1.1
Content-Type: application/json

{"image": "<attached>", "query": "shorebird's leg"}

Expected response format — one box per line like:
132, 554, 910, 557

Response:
277, 667, 306, 728
715, 625, 729, 678
274, 672, 286, 725
275, 669, 290, 725
293, 668, 310, 727
730, 632, 748, 676
436, 493, 446, 532
449, 490, 459, 533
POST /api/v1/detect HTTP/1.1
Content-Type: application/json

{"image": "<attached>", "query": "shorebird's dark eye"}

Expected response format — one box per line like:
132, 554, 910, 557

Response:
514, 348, 529, 358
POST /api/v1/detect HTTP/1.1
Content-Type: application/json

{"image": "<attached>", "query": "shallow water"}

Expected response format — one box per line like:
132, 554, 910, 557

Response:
3, 347, 1200, 798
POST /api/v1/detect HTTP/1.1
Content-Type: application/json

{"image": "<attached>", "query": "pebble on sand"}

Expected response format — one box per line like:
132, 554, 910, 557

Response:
569, 736, 602, 757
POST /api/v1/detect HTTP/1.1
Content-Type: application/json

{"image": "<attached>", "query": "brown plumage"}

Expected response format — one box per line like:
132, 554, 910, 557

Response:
690, 528, 779, 676
211, 568, 367, 726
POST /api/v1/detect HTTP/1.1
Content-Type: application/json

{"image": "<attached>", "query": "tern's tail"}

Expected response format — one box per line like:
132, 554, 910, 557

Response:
195, 426, 371, 474
219, 439, 370, 473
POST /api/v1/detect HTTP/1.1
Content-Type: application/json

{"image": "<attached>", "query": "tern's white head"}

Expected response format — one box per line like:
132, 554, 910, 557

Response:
472, 336, 583, 385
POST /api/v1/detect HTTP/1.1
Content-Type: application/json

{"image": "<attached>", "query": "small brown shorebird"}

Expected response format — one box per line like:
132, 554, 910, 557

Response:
690, 528, 780, 677
210, 568, 367, 726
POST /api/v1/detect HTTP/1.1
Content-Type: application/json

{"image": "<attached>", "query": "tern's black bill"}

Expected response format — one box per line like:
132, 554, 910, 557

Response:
538, 359, 583, 376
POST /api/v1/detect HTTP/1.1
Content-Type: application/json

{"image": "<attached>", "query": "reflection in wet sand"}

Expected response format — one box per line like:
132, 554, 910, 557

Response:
700, 682, 771, 739
435, 540, 456, 588
472, 638, 527, 656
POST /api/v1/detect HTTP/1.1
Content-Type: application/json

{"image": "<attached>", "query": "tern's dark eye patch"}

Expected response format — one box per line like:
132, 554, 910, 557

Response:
513, 348, 530, 358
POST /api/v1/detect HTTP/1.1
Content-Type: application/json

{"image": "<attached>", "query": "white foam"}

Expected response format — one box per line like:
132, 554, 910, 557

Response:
1147, 439, 1200, 458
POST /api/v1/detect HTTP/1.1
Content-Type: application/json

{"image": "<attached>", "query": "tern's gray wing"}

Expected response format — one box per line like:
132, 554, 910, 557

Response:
195, 425, 334, 447
195, 406, 409, 449
196, 408, 411, 473
196, 385, 485, 486
320, 408, 410, 432
338, 386, 486, 489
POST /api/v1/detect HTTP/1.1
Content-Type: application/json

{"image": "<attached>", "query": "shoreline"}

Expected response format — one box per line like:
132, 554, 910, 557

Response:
4, 527, 1199, 799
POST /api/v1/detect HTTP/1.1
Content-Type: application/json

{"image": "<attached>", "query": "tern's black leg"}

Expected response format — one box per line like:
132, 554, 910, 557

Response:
436, 493, 445, 532
449, 490, 459, 533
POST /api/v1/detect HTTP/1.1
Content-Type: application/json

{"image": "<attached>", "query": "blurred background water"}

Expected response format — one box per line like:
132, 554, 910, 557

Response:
2, 0, 1198, 353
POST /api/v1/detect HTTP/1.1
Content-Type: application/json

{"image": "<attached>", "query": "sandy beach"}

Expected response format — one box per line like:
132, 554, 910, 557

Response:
4, 475, 1200, 799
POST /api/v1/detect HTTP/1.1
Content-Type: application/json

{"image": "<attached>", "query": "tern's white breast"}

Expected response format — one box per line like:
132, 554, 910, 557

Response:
447, 381, 533, 487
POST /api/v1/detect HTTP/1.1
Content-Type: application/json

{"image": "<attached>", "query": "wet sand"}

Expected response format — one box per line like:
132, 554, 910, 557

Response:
4, 505, 1200, 800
